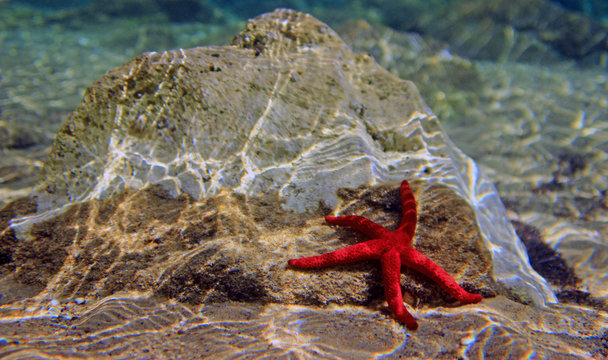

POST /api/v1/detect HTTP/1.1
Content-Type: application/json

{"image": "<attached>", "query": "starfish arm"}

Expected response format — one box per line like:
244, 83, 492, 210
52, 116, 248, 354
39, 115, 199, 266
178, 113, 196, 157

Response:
396, 180, 417, 239
288, 238, 386, 268
325, 215, 391, 238
403, 248, 483, 304
381, 249, 418, 329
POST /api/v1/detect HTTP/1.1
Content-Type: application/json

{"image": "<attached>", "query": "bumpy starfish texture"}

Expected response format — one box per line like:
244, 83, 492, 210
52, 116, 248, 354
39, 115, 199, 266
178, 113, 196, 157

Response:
288, 180, 482, 330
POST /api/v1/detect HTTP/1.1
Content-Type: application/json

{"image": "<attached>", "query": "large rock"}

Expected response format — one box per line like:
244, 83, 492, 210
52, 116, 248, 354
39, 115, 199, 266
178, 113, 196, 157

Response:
20, 9, 550, 306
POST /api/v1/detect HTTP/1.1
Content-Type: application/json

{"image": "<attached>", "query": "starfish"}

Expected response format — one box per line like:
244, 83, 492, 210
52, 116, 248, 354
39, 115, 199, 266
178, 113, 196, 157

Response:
288, 180, 483, 330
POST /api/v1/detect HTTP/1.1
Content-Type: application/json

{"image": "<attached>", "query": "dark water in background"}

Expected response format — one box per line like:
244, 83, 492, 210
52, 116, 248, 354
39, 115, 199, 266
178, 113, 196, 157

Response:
10, 0, 608, 25
12, 0, 608, 19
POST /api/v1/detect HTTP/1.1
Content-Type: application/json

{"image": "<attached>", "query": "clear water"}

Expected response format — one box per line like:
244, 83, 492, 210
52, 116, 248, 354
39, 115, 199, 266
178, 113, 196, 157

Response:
1, 1, 606, 359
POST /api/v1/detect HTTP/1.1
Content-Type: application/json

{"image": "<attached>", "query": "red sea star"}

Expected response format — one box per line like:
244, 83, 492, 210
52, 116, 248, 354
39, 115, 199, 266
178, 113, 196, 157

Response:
287, 180, 483, 330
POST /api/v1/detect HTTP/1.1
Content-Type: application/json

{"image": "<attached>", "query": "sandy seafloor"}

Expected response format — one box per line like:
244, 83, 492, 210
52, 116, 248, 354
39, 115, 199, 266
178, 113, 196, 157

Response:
0, 0, 607, 359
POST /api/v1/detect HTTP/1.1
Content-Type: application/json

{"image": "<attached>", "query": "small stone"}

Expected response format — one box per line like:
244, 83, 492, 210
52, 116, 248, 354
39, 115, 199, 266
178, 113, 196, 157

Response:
74, 297, 86, 305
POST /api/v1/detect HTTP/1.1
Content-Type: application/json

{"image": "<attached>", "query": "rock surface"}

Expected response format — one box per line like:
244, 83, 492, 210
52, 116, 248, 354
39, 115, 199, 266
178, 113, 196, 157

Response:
1, 180, 496, 308
1, 8, 605, 360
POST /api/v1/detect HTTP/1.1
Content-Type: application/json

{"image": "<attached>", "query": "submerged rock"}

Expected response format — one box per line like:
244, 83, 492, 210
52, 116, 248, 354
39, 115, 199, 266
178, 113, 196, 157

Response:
23, 9, 550, 306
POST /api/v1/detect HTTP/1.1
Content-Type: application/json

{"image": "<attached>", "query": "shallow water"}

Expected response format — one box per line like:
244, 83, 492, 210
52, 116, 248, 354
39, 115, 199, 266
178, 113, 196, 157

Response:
1, 1, 607, 359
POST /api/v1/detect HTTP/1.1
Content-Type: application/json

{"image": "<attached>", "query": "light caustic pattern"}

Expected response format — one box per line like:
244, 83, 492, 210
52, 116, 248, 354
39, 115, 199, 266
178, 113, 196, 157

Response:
0, 296, 605, 359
